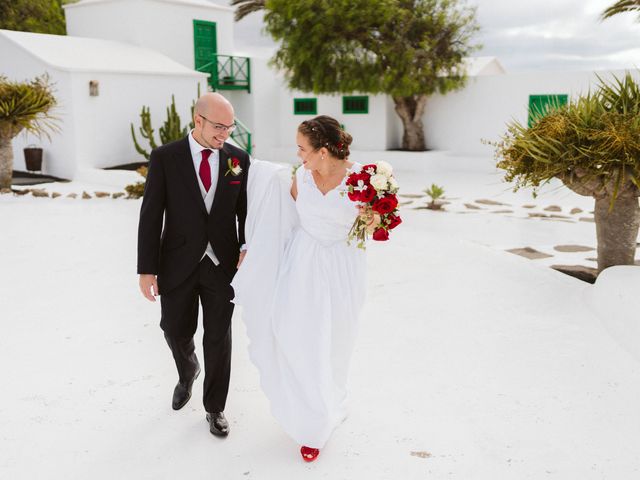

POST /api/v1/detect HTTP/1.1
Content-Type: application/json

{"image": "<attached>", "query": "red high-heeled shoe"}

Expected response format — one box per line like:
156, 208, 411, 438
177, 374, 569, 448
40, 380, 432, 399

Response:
300, 446, 320, 462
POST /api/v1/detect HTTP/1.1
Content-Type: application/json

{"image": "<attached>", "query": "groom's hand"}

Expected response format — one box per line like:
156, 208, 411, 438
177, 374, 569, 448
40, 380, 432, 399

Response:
139, 274, 159, 302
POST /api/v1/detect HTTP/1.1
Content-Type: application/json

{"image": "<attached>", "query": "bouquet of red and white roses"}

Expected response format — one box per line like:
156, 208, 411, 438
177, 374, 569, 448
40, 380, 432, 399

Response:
344, 161, 402, 248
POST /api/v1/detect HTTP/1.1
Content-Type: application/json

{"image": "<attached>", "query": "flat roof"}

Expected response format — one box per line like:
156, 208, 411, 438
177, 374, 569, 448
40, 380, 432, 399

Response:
0, 29, 207, 77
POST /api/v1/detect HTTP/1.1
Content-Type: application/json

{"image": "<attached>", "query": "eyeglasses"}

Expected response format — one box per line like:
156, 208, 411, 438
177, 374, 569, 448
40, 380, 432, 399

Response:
199, 114, 236, 133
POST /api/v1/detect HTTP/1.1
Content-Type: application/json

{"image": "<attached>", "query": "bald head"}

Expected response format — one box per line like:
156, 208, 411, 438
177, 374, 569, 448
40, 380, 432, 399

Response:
194, 92, 234, 120
192, 92, 235, 149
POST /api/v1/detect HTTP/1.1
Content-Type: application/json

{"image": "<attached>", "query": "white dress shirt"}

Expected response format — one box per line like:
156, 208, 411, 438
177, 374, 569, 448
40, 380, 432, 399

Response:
188, 130, 221, 265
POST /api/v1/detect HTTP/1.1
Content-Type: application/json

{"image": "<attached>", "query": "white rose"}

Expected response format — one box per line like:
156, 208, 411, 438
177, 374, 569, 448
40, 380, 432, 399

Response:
389, 176, 398, 190
376, 161, 393, 177
370, 173, 389, 191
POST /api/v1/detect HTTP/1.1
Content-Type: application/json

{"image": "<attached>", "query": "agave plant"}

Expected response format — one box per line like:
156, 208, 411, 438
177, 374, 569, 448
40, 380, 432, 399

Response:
494, 72, 640, 273
0, 75, 58, 190
602, 0, 640, 21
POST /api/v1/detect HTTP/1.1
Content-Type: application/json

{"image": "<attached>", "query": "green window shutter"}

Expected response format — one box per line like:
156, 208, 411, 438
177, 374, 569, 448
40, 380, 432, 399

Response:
528, 94, 568, 127
193, 20, 217, 72
294, 98, 317, 115
343, 96, 369, 114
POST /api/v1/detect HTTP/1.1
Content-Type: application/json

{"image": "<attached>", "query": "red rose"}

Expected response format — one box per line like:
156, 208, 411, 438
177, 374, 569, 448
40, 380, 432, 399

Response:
360, 185, 376, 203
347, 190, 361, 202
362, 164, 377, 174
347, 172, 370, 186
386, 213, 402, 230
372, 227, 389, 241
372, 194, 398, 215
232, 157, 240, 168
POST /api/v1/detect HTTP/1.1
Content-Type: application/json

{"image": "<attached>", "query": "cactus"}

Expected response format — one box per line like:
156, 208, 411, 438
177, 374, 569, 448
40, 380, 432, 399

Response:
130, 95, 193, 160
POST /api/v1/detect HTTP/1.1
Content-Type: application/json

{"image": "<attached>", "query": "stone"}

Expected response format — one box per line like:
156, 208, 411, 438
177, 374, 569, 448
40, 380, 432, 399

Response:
31, 189, 49, 198
11, 188, 30, 196
94, 191, 110, 198
492, 210, 514, 214
522, 204, 536, 209
475, 199, 509, 206
66, 193, 78, 199
0, 188, 12, 195
544, 205, 562, 212
464, 203, 483, 210
570, 208, 583, 214
528, 212, 549, 218
554, 245, 595, 253
51, 192, 62, 199
579, 217, 595, 223
551, 265, 598, 284
410, 451, 432, 459
112, 192, 125, 199
549, 214, 571, 219
82, 191, 92, 199
506, 247, 553, 260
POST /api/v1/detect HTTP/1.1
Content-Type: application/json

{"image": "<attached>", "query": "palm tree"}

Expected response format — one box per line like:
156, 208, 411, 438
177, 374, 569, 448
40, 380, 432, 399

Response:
602, 0, 640, 21
229, 0, 265, 22
494, 73, 640, 273
0, 75, 58, 190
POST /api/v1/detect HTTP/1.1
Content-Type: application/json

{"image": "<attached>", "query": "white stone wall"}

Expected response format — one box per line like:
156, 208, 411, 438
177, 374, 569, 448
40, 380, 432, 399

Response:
422, 69, 640, 155
69, 72, 206, 171
65, 0, 235, 70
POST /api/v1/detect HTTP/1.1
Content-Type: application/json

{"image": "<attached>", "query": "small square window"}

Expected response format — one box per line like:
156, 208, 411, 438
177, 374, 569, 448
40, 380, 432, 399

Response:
294, 98, 317, 115
343, 96, 369, 114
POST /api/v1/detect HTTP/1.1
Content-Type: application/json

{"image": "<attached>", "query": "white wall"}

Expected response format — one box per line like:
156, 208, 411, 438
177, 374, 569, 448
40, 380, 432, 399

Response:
0, 38, 77, 179
70, 72, 206, 170
272, 89, 390, 157
65, 0, 235, 70
423, 69, 640, 155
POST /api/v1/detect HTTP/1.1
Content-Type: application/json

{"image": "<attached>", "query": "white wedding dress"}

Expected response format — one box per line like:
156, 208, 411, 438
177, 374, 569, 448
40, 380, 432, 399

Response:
232, 160, 366, 448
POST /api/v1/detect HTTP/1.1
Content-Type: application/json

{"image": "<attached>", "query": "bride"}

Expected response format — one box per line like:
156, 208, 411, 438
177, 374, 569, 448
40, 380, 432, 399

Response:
232, 115, 372, 462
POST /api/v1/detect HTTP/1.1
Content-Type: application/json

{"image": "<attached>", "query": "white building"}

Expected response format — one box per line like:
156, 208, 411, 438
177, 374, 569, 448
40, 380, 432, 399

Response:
0, 28, 206, 179
1, 0, 636, 179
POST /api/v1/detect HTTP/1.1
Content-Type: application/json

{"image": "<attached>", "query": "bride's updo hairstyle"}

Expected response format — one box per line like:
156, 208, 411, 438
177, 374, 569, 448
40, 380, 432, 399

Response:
298, 115, 353, 160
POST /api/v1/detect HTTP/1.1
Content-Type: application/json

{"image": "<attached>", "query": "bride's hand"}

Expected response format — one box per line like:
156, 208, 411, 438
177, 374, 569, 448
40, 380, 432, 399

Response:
237, 250, 247, 268
357, 205, 381, 234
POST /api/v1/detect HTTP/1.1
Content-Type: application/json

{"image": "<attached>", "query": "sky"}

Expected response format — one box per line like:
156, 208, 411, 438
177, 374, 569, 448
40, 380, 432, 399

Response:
223, 0, 640, 73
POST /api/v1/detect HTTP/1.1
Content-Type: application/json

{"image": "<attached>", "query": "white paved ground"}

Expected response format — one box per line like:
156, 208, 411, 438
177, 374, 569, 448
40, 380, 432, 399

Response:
1, 153, 639, 479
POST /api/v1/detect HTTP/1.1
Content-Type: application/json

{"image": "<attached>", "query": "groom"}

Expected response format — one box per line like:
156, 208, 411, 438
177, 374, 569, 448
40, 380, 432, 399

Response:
137, 92, 249, 437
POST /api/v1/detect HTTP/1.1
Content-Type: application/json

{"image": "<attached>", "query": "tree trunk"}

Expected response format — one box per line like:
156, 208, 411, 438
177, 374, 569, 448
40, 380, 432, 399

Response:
393, 95, 428, 151
0, 134, 14, 190
594, 194, 640, 272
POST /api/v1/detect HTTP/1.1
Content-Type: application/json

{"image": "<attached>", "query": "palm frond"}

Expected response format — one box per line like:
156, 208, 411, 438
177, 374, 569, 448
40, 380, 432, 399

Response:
229, 0, 266, 22
601, 0, 640, 21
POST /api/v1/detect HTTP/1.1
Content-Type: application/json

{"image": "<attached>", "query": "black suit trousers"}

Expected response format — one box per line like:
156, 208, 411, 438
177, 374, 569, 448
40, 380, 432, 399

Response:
161, 255, 234, 413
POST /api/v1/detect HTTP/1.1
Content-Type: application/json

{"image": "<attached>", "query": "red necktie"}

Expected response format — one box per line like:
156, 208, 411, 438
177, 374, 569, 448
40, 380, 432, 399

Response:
199, 149, 212, 192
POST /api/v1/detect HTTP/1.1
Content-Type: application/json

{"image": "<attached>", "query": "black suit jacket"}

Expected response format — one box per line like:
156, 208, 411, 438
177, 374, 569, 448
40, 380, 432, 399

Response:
137, 136, 250, 294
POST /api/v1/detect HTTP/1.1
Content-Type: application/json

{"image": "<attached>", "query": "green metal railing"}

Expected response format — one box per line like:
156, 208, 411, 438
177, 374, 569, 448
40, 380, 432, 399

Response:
197, 54, 251, 92
231, 117, 252, 155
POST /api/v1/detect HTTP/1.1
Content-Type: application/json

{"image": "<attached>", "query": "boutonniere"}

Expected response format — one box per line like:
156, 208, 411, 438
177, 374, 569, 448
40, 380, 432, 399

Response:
225, 157, 243, 176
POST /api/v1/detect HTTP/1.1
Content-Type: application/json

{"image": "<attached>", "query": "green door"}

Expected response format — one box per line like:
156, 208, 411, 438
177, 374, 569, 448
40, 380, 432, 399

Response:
193, 20, 217, 81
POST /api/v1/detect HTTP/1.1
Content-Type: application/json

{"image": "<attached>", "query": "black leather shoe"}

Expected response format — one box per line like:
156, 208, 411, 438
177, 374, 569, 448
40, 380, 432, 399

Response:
206, 411, 229, 437
171, 367, 200, 410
